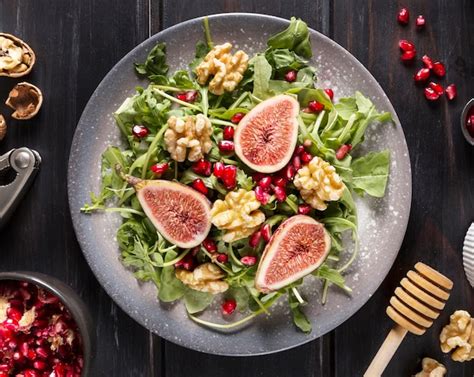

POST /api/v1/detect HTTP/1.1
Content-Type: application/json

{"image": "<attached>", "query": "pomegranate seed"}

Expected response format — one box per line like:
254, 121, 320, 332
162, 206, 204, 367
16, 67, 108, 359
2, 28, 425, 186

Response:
300, 151, 313, 163
401, 50, 416, 62
192, 159, 212, 176
258, 176, 272, 190
429, 82, 444, 96
0, 365, 10, 372
231, 112, 244, 124
191, 178, 208, 195
416, 15, 426, 29
213, 162, 225, 178
294, 145, 305, 155
0, 372, 8, 377
132, 125, 149, 138
0, 328, 13, 341
414, 68, 430, 83
397, 7, 409, 25
424, 86, 440, 101
35, 347, 49, 359
398, 39, 415, 52
422, 55, 434, 69
24, 370, 39, 377
223, 126, 235, 140
176, 93, 187, 101
445, 84, 457, 101
202, 238, 217, 253
33, 360, 47, 370
254, 185, 270, 205
284, 165, 296, 180
324, 88, 334, 100
150, 162, 169, 175
20, 341, 29, 356
261, 223, 271, 242
467, 115, 474, 138
249, 230, 262, 248
432, 61, 446, 77
336, 144, 352, 160
13, 351, 23, 361
292, 155, 302, 170
216, 254, 228, 263
176, 91, 198, 103
222, 165, 237, 190
191, 246, 200, 256
4, 318, 18, 331
284, 70, 297, 82
273, 186, 287, 202
241, 256, 257, 266
221, 299, 237, 315
298, 204, 312, 215
252, 172, 265, 182
272, 176, 287, 187
175, 254, 195, 271
218, 140, 235, 153
308, 100, 324, 113
7, 307, 23, 322
27, 348, 36, 359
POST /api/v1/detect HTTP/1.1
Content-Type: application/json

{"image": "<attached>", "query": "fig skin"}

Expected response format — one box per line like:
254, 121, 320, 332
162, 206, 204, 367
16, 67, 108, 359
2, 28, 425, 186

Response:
255, 215, 331, 292
234, 94, 299, 173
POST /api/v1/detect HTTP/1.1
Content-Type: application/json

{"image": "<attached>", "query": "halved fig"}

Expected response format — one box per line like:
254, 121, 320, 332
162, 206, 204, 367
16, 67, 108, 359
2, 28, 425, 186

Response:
131, 178, 212, 248
255, 215, 331, 292
234, 94, 299, 173
0, 33, 36, 77
6, 82, 43, 120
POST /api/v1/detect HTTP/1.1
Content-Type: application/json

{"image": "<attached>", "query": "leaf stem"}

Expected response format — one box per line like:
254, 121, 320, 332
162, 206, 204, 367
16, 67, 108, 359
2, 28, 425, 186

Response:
203, 17, 214, 49
141, 125, 168, 179
152, 88, 201, 111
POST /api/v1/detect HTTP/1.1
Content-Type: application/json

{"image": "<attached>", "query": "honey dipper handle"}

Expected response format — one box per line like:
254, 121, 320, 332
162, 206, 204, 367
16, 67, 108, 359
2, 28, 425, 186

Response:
363, 325, 408, 377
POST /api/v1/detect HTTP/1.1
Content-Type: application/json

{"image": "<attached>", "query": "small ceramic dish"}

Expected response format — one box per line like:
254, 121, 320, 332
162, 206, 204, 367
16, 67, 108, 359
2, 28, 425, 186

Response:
463, 223, 474, 287
461, 98, 474, 146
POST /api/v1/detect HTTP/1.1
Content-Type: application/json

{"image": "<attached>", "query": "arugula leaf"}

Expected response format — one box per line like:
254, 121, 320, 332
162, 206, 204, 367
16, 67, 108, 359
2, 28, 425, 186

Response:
267, 17, 312, 58
190, 40, 210, 71
265, 48, 308, 71
169, 70, 198, 89
135, 43, 169, 81
314, 265, 352, 293
236, 169, 254, 191
159, 250, 186, 302
183, 288, 214, 314
252, 55, 273, 100
227, 286, 249, 312
288, 290, 312, 333
351, 150, 390, 197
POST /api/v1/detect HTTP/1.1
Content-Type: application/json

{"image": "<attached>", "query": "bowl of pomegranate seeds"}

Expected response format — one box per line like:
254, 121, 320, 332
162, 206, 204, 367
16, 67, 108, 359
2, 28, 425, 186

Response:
462, 99, 474, 146
0, 272, 94, 376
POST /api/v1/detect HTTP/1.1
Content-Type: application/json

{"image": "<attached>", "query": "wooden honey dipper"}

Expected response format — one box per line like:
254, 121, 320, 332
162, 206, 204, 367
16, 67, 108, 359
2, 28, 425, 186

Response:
364, 262, 453, 377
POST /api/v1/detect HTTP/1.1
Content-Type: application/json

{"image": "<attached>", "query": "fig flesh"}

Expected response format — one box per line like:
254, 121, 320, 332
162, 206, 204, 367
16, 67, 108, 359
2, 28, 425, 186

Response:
255, 215, 331, 292
133, 179, 212, 248
234, 94, 299, 173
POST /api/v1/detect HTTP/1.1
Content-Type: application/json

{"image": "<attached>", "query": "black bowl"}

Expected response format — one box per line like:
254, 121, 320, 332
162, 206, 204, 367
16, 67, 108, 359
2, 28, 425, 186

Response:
0, 271, 95, 376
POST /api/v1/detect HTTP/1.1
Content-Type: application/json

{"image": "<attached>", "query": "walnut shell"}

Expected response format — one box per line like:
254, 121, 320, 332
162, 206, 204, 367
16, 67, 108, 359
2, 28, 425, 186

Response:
0, 33, 36, 78
0, 115, 6, 141
6, 82, 43, 120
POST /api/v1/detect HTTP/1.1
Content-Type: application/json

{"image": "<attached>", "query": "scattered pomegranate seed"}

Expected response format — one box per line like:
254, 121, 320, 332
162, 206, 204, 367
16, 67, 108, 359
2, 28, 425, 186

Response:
422, 55, 434, 69
273, 186, 287, 202
429, 82, 444, 96
414, 68, 430, 83
254, 185, 270, 205
397, 7, 410, 25
260, 223, 272, 242
300, 151, 313, 163
401, 50, 417, 62
445, 84, 457, 100
284, 164, 296, 180
398, 39, 415, 52
432, 61, 446, 77
308, 100, 324, 113
223, 126, 235, 140
132, 125, 149, 138
258, 176, 272, 191
230, 112, 245, 124
150, 162, 169, 175
292, 155, 302, 170
221, 165, 237, 190
424, 86, 440, 101
324, 88, 334, 100
191, 178, 208, 195
298, 204, 312, 215
176, 90, 198, 103
241, 256, 257, 266
272, 176, 287, 187
336, 144, 352, 160
216, 253, 228, 263
213, 162, 225, 178
416, 15, 426, 29
284, 70, 297, 82
192, 159, 212, 176
249, 230, 262, 248
202, 238, 217, 253
175, 254, 195, 270
221, 299, 237, 315
218, 140, 235, 153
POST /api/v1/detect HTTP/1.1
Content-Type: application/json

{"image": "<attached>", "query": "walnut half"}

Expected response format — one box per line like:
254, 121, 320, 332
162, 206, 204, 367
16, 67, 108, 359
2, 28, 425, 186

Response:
439, 310, 474, 362
6, 82, 43, 120
0, 33, 36, 77
413, 357, 447, 377
175, 263, 228, 294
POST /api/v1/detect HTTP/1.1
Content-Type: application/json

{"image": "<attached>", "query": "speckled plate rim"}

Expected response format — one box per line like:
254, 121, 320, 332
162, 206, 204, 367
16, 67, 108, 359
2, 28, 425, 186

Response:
68, 13, 412, 356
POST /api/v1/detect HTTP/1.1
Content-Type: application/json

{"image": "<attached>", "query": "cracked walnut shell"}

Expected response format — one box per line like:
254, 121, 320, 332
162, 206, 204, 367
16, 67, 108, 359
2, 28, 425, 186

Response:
195, 43, 249, 95
413, 357, 447, 377
175, 263, 228, 294
210, 189, 265, 242
439, 310, 474, 362
294, 156, 344, 210
6, 82, 43, 120
164, 114, 213, 162
0, 115, 6, 141
0, 33, 36, 77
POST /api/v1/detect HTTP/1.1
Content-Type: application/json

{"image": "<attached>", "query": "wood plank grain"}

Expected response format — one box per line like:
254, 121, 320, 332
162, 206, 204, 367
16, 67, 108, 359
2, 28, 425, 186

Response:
331, 0, 474, 376
0, 1, 157, 375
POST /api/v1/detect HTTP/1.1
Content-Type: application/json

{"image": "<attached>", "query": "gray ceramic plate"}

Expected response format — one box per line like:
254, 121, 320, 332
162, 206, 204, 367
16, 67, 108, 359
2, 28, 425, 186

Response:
68, 13, 411, 356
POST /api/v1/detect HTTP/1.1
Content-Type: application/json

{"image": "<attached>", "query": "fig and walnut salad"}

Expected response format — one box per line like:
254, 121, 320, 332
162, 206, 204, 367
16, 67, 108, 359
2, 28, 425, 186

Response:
82, 18, 392, 333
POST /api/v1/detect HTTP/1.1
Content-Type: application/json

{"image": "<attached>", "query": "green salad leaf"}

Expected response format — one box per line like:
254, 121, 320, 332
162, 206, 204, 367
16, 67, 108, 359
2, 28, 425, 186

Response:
267, 17, 312, 58
351, 150, 390, 197
183, 289, 214, 314
135, 42, 169, 81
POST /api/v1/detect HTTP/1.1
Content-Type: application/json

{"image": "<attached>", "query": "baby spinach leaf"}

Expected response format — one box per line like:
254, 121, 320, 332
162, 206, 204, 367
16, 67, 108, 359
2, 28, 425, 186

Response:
135, 42, 169, 81
183, 288, 214, 314
159, 250, 186, 302
227, 286, 249, 312
252, 55, 273, 100
267, 17, 312, 58
351, 150, 390, 197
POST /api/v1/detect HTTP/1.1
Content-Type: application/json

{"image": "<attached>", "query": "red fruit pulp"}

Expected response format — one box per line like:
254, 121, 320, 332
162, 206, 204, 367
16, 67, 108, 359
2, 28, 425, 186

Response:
240, 256, 257, 266
132, 125, 149, 138
284, 70, 297, 82
192, 159, 212, 176
223, 126, 235, 140
397, 7, 410, 24
424, 87, 440, 101
230, 112, 244, 124
422, 55, 434, 69
445, 84, 457, 101
191, 178, 208, 195
308, 100, 324, 113
150, 162, 169, 175
398, 39, 415, 52
221, 299, 237, 315
324, 88, 334, 100
416, 15, 426, 28
432, 61, 446, 77
414, 68, 430, 83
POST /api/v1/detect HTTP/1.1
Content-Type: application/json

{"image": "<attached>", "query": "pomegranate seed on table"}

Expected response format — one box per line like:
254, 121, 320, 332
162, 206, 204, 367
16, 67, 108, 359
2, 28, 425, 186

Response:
397, 7, 410, 25
400, 50, 416, 62
254, 186, 270, 205
216, 253, 228, 263
131, 124, 149, 138
416, 15, 426, 29
324, 88, 334, 100
424, 86, 440, 101
336, 144, 352, 160
240, 256, 257, 266
221, 299, 237, 315
300, 151, 313, 163
298, 203, 312, 215
398, 39, 415, 52
223, 126, 235, 140
429, 82, 444, 96
249, 230, 262, 248
260, 223, 272, 242
445, 84, 457, 100
218, 140, 235, 153
258, 176, 272, 190
192, 159, 212, 176
422, 55, 434, 69
292, 155, 302, 170
202, 238, 217, 253
284, 70, 297, 82
150, 162, 169, 175
414, 68, 430, 83
213, 162, 225, 178
191, 178, 208, 195
432, 61, 446, 77
273, 186, 287, 202
230, 112, 244, 124
308, 100, 324, 113
221, 165, 237, 189
272, 176, 287, 187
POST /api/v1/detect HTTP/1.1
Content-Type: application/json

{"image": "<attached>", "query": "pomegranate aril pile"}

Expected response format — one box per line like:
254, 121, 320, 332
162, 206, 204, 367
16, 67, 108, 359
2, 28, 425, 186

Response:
0, 281, 83, 376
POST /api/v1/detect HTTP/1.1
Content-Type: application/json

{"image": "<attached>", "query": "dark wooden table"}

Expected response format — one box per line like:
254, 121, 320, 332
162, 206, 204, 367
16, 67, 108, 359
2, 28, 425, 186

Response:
1, 1, 473, 376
